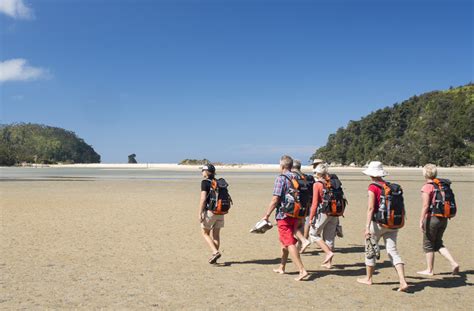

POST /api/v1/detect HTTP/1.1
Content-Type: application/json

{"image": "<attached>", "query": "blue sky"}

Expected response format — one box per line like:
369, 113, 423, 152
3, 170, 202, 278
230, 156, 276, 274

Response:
1, 0, 472, 163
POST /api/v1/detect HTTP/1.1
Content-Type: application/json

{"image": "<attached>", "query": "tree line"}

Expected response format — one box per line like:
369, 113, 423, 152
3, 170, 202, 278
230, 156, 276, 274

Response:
312, 84, 473, 167
0, 123, 101, 166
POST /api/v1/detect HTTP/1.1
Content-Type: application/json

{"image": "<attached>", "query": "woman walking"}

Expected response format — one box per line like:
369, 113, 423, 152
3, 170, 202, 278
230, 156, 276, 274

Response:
417, 164, 459, 276
356, 161, 408, 292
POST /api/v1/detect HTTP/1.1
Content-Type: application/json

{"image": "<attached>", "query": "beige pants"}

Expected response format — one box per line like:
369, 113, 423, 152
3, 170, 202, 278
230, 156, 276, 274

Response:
365, 221, 404, 266
309, 213, 338, 250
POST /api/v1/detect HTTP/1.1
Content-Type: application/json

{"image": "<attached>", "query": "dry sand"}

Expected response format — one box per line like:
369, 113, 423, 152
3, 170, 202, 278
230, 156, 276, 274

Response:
1, 168, 473, 309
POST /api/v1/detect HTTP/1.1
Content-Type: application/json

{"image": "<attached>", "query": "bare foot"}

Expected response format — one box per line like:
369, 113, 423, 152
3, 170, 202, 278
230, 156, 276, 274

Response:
357, 278, 372, 286
322, 252, 334, 264
295, 270, 309, 281
416, 270, 434, 276
299, 240, 311, 254
273, 268, 285, 274
452, 265, 460, 275
321, 263, 332, 269
398, 283, 409, 292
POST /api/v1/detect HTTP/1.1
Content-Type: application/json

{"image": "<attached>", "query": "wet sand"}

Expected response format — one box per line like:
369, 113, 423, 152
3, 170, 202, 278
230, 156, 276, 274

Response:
1, 168, 473, 309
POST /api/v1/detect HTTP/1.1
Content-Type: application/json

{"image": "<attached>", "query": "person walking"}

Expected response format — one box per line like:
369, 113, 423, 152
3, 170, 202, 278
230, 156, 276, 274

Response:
199, 164, 226, 264
292, 159, 312, 253
417, 164, 459, 276
262, 155, 309, 281
356, 161, 408, 292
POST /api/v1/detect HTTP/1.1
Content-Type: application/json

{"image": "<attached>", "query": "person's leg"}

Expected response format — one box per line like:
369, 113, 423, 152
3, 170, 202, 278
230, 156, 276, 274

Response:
321, 216, 338, 268
435, 218, 459, 274
357, 265, 375, 285
314, 214, 334, 263
418, 217, 436, 275
394, 264, 409, 292
304, 216, 311, 239
418, 252, 435, 275
287, 244, 309, 281
439, 248, 459, 274
274, 246, 289, 274
358, 222, 379, 285
212, 227, 221, 251
294, 218, 310, 253
295, 229, 311, 253
384, 230, 408, 291
201, 228, 218, 254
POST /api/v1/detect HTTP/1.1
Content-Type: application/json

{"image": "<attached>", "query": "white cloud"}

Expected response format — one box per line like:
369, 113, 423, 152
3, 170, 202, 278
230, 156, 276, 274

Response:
0, 0, 34, 20
0, 58, 49, 83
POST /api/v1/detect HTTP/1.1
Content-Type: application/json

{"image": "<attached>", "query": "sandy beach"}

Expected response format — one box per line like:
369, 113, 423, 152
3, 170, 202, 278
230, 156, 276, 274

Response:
1, 167, 473, 309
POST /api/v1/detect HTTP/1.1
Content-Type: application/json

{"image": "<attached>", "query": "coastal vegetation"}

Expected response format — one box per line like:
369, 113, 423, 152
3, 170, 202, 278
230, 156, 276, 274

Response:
311, 84, 473, 167
0, 123, 101, 166
178, 159, 211, 165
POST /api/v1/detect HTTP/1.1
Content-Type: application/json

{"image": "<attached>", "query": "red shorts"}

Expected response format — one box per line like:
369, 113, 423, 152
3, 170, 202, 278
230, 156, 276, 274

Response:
277, 217, 298, 247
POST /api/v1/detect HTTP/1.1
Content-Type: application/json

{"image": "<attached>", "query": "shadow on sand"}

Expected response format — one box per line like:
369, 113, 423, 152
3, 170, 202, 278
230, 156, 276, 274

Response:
373, 270, 474, 293
223, 254, 473, 291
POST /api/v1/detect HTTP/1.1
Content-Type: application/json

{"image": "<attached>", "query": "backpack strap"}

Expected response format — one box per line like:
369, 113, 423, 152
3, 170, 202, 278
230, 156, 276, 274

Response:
207, 178, 218, 190
370, 182, 383, 189
292, 171, 307, 182
280, 174, 298, 190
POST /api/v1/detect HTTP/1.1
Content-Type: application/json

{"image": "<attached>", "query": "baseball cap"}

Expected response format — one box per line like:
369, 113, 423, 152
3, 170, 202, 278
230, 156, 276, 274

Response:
201, 163, 216, 173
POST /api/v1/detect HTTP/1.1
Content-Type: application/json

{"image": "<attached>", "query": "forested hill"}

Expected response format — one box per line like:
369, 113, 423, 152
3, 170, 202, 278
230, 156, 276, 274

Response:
0, 123, 101, 166
312, 84, 473, 167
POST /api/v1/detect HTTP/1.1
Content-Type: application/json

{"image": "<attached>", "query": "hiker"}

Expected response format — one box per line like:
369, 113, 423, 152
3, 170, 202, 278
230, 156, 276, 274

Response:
311, 159, 344, 239
309, 163, 344, 268
357, 161, 408, 292
199, 163, 232, 264
417, 164, 459, 276
262, 155, 309, 281
291, 159, 312, 253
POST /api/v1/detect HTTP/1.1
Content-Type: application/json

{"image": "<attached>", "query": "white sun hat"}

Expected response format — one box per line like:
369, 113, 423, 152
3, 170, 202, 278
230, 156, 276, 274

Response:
313, 163, 328, 175
312, 158, 324, 166
362, 161, 388, 177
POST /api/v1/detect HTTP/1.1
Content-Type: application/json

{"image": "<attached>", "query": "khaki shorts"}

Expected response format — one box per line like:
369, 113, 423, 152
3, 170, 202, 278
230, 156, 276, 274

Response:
201, 210, 225, 230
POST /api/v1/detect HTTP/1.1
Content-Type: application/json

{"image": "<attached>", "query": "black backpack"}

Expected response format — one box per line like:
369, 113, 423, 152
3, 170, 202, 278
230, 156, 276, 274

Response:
372, 182, 405, 229
207, 178, 233, 215
280, 174, 307, 219
304, 174, 315, 206
429, 178, 456, 218
317, 176, 346, 216
293, 172, 311, 210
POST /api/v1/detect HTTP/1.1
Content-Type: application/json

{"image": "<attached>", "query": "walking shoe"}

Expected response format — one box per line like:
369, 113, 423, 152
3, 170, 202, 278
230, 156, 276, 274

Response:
208, 252, 221, 264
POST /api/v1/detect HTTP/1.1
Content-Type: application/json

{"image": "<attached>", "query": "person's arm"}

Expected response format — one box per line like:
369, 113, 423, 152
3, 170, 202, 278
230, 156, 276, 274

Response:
365, 191, 375, 238
419, 192, 430, 231
309, 183, 319, 223
263, 195, 280, 221
198, 191, 207, 223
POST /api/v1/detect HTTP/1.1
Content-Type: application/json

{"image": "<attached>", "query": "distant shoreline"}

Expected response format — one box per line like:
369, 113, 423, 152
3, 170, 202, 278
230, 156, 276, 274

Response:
5, 163, 472, 172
